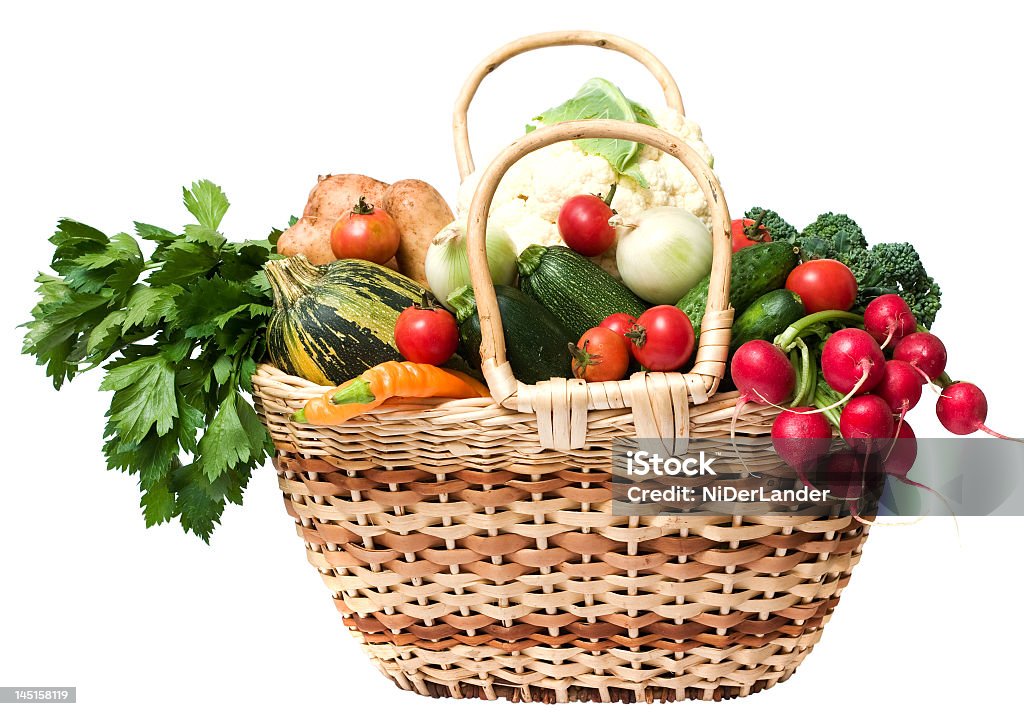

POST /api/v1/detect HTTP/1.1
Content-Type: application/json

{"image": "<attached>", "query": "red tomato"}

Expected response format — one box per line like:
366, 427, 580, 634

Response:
627, 305, 695, 371
785, 259, 858, 314
570, 327, 630, 382
331, 197, 400, 264
730, 217, 772, 253
598, 312, 636, 348
557, 189, 616, 257
394, 296, 458, 365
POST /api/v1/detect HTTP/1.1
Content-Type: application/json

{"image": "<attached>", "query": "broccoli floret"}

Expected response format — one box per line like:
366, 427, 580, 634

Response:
788, 211, 942, 327
795, 213, 868, 264
801, 212, 867, 246
744, 207, 798, 244
854, 243, 942, 328
858, 242, 924, 287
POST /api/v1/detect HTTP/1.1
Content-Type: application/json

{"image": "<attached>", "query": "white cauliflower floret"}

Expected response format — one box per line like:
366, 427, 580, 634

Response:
457, 108, 716, 274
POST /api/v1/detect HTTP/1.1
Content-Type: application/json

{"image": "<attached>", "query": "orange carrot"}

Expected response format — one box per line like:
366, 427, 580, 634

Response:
292, 361, 489, 425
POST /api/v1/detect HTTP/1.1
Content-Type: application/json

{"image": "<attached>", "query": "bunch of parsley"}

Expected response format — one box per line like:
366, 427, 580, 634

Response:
23, 181, 284, 541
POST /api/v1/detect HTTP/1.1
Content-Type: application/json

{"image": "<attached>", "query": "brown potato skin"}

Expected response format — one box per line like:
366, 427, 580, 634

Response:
276, 216, 335, 265
278, 174, 390, 265
382, 179, 454, 286
303, 173, 389, 221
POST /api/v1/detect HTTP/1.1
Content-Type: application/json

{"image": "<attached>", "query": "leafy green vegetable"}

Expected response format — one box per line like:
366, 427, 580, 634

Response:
23, 181, 282, 541
800, 212, 867, 247
850, 243, 942, 328
530, 78, 658, 188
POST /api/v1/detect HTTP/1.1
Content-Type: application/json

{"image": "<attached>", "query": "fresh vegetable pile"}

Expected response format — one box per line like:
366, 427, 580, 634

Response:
22, 77, 1016, 541
723, 208, 1017, 504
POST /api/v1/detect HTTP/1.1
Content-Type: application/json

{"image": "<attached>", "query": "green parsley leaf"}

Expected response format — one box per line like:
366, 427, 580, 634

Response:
182, 180, 229, 230
101, 353, 178, 443
25, 180, 279, 541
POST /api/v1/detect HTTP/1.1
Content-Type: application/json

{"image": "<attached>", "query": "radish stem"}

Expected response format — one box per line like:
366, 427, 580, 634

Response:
979, 425, 1024, 443
789, 339, 814, 407
775, 310, 864, 352
729, 397, 762, 477
879, 327, 895, 351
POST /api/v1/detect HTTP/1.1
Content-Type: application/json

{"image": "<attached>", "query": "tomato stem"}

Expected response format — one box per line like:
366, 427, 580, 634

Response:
568, 340, 603, 379
602, 183, 618, 207
624, 325, 646, 348
351, 196, 374, 215
743, 209, 769, 242
417, 290, 438, 311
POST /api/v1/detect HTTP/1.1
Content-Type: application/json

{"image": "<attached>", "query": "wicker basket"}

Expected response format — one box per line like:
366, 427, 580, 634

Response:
253, 31, 869, 703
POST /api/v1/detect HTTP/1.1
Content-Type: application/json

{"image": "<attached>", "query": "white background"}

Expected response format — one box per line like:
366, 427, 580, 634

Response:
2, 1, 1022, 713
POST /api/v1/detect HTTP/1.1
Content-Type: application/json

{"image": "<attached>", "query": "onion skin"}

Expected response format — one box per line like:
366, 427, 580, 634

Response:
424, 220, 518, 310
615, 207, 713, 305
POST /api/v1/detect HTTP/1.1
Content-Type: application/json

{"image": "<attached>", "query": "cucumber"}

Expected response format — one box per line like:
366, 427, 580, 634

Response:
729, 289, 805, 351
675, 241, 799, 342
518, 245, 649, 338
447, 284, 572, 385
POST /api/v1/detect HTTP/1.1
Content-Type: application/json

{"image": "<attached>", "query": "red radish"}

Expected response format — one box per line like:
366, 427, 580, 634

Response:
840, 395, 895, 453
818, 449, 884, 503
892, 332, 947, 383
873, 359, 923, 417
810, 449, 886, 526
863, 294, 917, 349
821, 328, 885, 397
936, 382, 1019, 440
882, 420, 958, 519
731, 340, 797, 407
729, 340, 797, 454
883, 420, 918, 478
771, 407, 833, 474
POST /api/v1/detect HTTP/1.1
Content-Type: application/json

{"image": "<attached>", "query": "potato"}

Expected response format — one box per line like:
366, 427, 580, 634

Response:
382, 179, 454, 286
278, 216, 403, 269
304, 173, 389, 221
276, 216, 335, 265
278, 174, 391, 265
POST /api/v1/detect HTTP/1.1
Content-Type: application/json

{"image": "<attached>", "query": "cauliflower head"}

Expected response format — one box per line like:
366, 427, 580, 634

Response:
456, 107, 716, 273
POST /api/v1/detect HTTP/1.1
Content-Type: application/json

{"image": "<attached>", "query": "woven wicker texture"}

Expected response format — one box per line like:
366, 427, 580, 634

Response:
253, 31, 869, 703
254, 366, 869, 703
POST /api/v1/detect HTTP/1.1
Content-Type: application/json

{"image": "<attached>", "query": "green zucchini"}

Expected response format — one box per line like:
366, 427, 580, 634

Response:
448, 284, 572, 385
676, 241, 799, 342
729, 289, 805, 351
517, 245, 649, 338
265, 255, 427, 385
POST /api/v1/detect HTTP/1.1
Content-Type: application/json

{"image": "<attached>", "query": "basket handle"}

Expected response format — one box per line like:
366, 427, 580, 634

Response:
453, 30, 685, 180
466, 119, 733, 426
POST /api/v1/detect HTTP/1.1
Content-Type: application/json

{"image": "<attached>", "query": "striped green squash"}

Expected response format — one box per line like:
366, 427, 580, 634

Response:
264, 255, 426, 385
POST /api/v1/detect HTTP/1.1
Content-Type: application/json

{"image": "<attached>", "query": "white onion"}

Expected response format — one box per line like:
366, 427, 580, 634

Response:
615, 207, 713, 304
424, 220, 518, 309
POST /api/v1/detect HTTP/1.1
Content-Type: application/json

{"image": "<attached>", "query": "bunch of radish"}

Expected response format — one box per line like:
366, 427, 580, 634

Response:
729, 293, 1018, 496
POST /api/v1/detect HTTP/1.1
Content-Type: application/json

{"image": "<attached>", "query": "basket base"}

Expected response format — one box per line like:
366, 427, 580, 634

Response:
364, 638, 811, 704
381, 667, 799, 703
